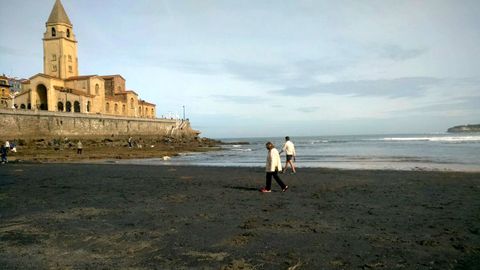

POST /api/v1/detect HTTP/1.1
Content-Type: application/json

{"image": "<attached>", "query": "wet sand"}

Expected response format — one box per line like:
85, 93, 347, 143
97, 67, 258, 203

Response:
1, 164, 479, 269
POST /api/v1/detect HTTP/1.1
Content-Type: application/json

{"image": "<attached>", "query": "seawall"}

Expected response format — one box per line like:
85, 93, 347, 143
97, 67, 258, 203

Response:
0, 109, 198, 139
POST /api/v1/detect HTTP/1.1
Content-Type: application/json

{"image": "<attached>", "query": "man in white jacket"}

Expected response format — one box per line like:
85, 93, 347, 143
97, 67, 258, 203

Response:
280, 136, 296, 174
260, 142, 289, 193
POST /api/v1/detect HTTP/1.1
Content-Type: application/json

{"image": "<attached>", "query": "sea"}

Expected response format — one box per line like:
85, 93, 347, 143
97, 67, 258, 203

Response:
117, 133, 480, 171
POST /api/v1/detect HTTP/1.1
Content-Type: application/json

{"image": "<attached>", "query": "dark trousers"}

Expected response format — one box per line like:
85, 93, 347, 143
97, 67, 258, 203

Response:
266, 171, 286, 190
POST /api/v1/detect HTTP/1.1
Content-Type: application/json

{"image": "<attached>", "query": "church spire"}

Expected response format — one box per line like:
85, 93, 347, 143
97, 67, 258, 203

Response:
47, 0, 72, 26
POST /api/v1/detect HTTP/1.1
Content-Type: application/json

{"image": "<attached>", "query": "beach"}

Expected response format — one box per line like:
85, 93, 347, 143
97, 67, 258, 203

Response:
1, 163, 479, 269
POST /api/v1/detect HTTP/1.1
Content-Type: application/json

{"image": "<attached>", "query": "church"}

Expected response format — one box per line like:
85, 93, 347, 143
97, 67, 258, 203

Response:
14, 0, 156, 119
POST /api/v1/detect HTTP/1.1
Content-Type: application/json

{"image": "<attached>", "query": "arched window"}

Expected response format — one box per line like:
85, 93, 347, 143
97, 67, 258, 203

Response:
67, 29, 70, 38
74, 101, 80, 112
114, 103, 118, 113
106, 102, 110, 112
130, 98, 134, 109
20, 104, 26, 109
66, 101, 72, 112
95, 84, 99, 95
87, 101, 91, 112
151, 108, 154, 117
139, 106, 141, 115
28, 103, 31, 110
57, 102, 64, 111
52, 27, 56, 37
117, 86, 122, 93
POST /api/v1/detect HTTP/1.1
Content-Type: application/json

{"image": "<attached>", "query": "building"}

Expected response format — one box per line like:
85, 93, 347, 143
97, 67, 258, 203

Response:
14, 0, 156, 118
0, 75, 12, 109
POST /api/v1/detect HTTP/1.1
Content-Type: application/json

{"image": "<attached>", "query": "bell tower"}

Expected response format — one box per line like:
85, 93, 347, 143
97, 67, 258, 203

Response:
43, 0, 78, 79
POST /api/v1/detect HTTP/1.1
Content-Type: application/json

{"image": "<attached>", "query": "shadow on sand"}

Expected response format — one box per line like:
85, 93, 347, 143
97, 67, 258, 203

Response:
224, 185, 259, 192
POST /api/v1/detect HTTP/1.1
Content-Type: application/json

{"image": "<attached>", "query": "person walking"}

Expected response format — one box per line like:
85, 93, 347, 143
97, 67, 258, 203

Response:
1, 144, 8, 164
77, 140, 83, 154
280, 136, 296, 174
128, 137, 133, 148
260, 142, 289, 193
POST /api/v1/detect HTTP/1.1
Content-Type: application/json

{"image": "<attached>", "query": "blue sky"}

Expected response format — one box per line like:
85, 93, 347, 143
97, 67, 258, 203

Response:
1, 0, 479, 138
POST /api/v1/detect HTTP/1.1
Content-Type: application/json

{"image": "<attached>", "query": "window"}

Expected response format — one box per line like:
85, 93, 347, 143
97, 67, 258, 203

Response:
67, 29, 70, 38
74, 101, 80, 113
95, 84, 99, 95
130, 98, 134, 109
122, 104, 126, 113
68, 55, 72, 62
68, 66, 73, 73
117, 86, 122, 92
52, 27, 56, 37
52, 54, 56, 61
87, 101, 91, 112
52, 65, 57, 72
114, 103, 118, 113
106, 102, 110, 112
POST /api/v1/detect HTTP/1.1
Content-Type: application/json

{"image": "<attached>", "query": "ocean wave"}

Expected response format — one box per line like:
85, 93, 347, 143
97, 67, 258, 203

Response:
375, 136, 480, 142
230, 148, 252, 152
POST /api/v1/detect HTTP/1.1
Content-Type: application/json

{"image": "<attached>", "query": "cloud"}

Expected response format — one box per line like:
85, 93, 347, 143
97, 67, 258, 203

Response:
297, 106, 319, 113
222, 60, 286, 85
389, 95, 480, 115
378, 45, 427, 61
211, 95, 266, 104
272, 77, 442, 98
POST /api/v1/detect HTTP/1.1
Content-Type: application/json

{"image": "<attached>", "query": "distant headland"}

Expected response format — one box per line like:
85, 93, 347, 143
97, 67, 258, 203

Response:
447, 124, 480, 133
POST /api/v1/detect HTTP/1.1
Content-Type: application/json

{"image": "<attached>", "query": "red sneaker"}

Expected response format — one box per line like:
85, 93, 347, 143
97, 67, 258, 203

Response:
259, 187, 271, 193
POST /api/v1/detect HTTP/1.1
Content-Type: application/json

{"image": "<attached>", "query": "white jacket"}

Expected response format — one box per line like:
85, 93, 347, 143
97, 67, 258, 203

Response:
282, 140, 296, 156
266, 148, 282, 172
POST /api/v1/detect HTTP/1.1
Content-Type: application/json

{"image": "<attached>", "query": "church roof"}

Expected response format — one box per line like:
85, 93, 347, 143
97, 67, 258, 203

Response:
47, 0, 72, 26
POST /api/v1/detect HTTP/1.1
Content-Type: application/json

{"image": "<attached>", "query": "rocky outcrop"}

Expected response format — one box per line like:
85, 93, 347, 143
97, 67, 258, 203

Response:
447, 124, 480, 133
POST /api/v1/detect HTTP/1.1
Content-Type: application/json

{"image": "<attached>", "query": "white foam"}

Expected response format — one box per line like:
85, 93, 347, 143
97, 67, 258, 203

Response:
377, 136, 480, 142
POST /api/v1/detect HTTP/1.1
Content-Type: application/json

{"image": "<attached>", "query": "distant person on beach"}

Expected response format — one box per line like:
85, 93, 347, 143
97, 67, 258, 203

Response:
5, 141, 10, 152
1, 144, 7, 164
260, 142, 289, 193
128, 137, 133, 148
77, 141, 83, 154
279, 136, 296, 174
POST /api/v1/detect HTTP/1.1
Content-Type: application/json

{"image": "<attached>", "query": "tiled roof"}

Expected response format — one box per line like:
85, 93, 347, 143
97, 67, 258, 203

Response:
65, 75, 98, 81
53, 86, 94, 97
47, 0, 72, 25
139, 100, 156, 107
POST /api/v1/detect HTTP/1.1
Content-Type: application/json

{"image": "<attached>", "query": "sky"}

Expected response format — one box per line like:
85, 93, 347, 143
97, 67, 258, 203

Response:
1, 0, 479, 138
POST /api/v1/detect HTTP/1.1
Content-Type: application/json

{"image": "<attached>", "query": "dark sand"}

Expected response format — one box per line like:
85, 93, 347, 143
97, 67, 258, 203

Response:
1, 164, 479, 269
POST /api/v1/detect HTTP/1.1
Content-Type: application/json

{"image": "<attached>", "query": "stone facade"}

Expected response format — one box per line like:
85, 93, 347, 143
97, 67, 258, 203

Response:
13, 0, 156, 119
0, 109, 196, 139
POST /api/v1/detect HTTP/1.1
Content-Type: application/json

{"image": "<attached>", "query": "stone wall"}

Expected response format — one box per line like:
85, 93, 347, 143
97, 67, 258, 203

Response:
0, 109, 198, 139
